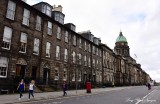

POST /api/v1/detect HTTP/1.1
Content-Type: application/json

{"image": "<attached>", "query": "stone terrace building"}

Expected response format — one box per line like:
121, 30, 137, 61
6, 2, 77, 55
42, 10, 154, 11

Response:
0, 0, 150, 92
79, 31, 102, 87
0, 0, 103, 91
0, 0, 45, 90
100, 44, 115, 86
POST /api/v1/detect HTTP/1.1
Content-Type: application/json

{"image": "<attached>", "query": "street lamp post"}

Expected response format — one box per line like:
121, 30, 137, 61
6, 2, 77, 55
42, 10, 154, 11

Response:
76, 68, 78, 94
76, 57, 80, 94
12, 70, 16, 93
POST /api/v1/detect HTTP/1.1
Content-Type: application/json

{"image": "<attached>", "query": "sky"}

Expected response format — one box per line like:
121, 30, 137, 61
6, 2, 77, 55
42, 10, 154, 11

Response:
26, 0, 160, 82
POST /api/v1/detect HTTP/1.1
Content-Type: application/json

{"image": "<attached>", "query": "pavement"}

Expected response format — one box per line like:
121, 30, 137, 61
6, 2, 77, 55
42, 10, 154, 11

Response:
0, 86, 134, 104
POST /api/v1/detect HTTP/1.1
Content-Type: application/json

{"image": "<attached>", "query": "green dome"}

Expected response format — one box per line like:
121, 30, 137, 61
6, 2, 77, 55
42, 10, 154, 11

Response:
116, 32, 127, 43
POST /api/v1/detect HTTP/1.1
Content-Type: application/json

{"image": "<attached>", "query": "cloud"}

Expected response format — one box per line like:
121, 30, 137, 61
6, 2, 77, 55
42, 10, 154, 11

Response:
27, 0, 160, 82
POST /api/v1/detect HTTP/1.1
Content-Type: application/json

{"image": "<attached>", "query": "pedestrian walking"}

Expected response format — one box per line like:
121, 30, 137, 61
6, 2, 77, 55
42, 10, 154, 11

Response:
28, 80, 36, 100
62, 81, 67, 96
147, 83, 151, 90
17, 79, 25, 100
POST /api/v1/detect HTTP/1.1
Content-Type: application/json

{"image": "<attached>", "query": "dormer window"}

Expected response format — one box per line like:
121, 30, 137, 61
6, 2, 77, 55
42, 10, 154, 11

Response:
71, 25, 75, 32
42, 5, 51, 17
54, 13, 64, 24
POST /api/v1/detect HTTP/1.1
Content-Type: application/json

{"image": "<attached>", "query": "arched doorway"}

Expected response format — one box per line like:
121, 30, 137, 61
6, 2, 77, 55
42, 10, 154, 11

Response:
16, 58, 27, 79
43, 63, 50, 85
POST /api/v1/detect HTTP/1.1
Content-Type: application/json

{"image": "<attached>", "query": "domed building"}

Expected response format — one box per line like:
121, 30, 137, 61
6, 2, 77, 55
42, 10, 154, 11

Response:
114, 31, 131, 86
114, 31, 130, 57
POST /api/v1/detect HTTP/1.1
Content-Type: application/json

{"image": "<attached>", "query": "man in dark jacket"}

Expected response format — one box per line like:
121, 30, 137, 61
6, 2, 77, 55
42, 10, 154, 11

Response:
62, 81, 67, 96
148, 83, 151, 90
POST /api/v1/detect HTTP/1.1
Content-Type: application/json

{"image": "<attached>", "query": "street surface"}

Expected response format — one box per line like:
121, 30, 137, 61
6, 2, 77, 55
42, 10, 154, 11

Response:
16, 86, 160, 104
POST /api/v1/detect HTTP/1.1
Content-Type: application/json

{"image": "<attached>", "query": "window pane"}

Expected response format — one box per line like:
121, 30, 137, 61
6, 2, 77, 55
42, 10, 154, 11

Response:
56, 46, 60, 60
0, 57, 8, 67
3, 26, 12, 42
65, 31, 68, 42
42, 5, 46, 13
33, 38, 39, 54
19, 33, 27, 53
22, 9, 30, 26
55, 67, 59, 80
73, 35, 76, 46
20, 33, 27, 43
79, 38, 82, 48
48, 21, 52, 35
0, 57, 8, 78
24, 9, 30, 17
63, 68, 67, 80
46, 42, 51, 57
6, 1, 16, 20
46, 6, 51, 16
64, 49, 68, 62
48, 21, 52, 28
57, 27, 61, 39
35, 16, 41, 30
73, 51, 76, 63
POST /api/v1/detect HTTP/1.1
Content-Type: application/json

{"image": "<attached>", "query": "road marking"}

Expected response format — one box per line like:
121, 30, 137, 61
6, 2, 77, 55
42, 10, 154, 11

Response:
135, 89, 155, 104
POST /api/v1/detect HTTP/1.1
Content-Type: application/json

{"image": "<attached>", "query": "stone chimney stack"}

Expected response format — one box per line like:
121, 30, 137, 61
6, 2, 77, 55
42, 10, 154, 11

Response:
21, 0, 27, 2
52, 5, 63, 12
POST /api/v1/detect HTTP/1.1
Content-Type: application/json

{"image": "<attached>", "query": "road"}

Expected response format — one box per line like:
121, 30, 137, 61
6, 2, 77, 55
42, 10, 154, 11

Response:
20, 86, 160, 104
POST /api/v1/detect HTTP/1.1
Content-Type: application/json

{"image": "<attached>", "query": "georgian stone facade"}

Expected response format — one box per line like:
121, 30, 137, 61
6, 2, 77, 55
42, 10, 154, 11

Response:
0, 0, 150, 92
100, 44, 115, 86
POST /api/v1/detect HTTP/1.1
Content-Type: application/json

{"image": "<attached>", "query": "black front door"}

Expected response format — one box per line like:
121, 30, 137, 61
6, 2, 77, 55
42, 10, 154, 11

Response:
20, 65, 26, 79
31, 66, 37, 80
43, 69, 48, 84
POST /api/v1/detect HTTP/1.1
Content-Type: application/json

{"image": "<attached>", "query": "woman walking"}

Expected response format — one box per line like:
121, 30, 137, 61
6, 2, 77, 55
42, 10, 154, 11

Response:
17, 79, 25, 100
28, 80, 36, 100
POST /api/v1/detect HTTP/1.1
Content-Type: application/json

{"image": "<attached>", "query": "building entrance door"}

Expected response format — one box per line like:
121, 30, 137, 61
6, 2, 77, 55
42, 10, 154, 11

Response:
31, 66, 37, 80
16, 65, 27, 79
16, 58, 27, 79
43, 69, 49, 85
